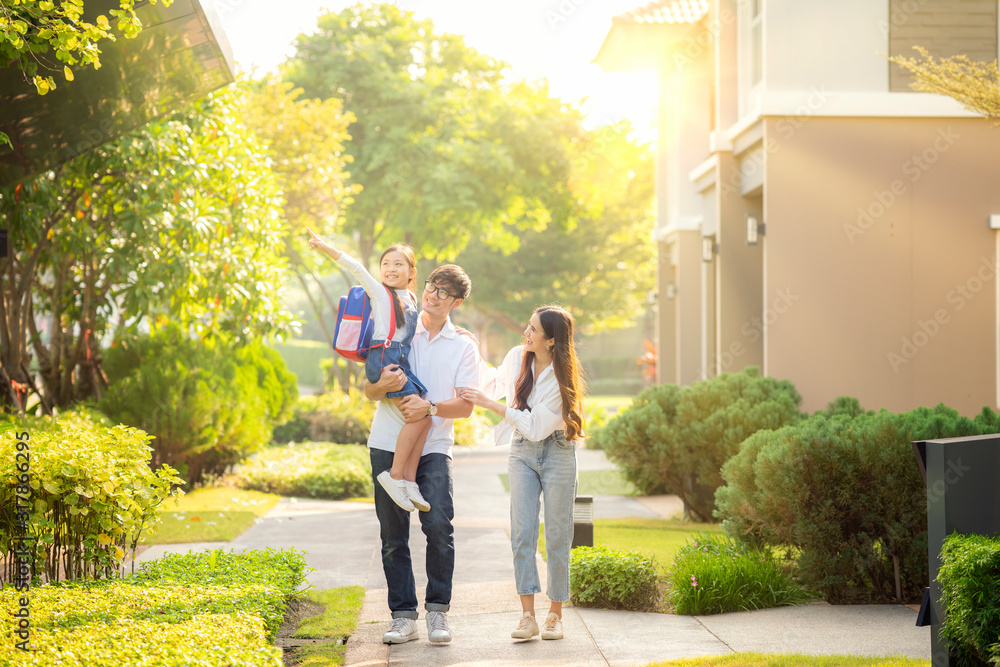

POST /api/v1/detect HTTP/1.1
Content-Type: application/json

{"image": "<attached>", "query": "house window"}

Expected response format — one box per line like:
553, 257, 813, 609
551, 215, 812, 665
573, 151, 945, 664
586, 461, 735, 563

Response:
889, 0, 998, 92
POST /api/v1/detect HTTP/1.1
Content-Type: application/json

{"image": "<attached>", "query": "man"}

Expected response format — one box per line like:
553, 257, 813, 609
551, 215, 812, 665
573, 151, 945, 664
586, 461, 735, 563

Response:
364, 263, 479, 645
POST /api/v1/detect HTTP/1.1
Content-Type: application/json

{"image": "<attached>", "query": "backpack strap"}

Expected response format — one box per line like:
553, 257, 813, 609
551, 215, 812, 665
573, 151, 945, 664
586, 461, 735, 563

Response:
384, 285, 397, 342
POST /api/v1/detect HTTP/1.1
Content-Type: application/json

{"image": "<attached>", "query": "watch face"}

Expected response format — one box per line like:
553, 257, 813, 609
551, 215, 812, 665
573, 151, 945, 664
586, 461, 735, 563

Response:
428, 403, 438, 415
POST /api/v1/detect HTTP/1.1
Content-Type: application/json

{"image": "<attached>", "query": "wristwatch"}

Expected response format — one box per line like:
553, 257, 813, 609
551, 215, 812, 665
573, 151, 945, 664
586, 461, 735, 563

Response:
427, 400, 438, 417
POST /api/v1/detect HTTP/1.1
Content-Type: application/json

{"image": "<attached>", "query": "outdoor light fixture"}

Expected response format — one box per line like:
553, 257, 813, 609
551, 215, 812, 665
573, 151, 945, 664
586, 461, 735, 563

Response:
701, 235, 717, 262
746, 213, 765, 245
990, 214, 1000, 230
665, 282, 677, 300
572, 496, 594, 548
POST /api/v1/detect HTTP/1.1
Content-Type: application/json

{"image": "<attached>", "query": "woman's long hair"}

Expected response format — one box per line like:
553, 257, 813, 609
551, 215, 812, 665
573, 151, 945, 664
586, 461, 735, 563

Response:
379, 243, 417, 325
512, 306, 586, 441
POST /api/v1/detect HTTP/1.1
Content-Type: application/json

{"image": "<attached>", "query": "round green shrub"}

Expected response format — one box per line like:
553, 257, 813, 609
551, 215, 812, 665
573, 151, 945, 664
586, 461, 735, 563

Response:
570, 545, 660, 611
272, 389, 375, 445
599, 367, 803, 522
230, 442, 372, 499
100, 325, 298, 485
715, 403, 1000, 604
937, 533, 1000, 665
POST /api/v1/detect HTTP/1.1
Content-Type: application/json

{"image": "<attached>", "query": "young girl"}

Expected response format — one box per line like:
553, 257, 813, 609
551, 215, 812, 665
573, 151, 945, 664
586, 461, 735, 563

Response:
461, 305, 586, 642
308, 229, 432, 513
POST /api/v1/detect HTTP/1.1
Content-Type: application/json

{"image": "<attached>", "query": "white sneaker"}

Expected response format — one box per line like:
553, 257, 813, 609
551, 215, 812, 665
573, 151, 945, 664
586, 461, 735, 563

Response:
382, 617, 418, 644
426, 610, 452, 643
377, 471, 414, 512
540, 612, 563, 640
511, 611, 539, 639
407, 481, 431, 512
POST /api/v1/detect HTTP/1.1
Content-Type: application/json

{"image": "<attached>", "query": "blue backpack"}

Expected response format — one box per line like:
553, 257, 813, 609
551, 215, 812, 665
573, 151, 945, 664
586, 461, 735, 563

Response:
332, 285, 398, 363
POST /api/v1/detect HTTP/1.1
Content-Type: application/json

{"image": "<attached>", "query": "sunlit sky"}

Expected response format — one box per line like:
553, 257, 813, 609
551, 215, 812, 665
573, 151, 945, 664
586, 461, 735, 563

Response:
215, 0, 658, 133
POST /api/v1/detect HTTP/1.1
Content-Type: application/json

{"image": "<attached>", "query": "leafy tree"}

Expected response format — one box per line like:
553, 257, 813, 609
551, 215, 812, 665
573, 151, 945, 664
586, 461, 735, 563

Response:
0, 0, 172, 146
282, 2, 578, 266
889, 46, 1000, 118
242, 77, 359, 341
0, 81, 293, 410
456, 120, 655, 342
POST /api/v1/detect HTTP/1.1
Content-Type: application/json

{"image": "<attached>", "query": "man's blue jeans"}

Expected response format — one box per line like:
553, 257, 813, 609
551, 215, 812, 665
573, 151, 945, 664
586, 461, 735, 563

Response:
370, 448, 454, 619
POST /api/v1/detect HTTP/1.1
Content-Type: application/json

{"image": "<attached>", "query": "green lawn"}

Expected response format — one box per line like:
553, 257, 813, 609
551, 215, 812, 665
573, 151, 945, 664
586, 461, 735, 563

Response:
538, 517, 722, 566
643, 654, 928, 667
144, 488, 280, 545
290, 586, 365, 666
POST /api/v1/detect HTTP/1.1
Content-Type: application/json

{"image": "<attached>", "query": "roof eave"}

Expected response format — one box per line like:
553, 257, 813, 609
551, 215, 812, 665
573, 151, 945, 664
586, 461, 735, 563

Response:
593, 20, 703, 73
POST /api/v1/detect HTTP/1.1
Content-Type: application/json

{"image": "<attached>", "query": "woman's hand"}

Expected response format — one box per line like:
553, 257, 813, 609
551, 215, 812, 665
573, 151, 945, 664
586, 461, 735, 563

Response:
306, 228, 342, 260
454, 326, 479, 344
460, 387, 489, 407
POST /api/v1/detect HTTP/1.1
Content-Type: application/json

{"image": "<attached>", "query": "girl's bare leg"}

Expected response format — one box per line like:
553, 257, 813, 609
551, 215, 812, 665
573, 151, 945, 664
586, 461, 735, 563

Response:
387, 397, 430, 481
520, 593, 535, 615
402, 418, 431, 482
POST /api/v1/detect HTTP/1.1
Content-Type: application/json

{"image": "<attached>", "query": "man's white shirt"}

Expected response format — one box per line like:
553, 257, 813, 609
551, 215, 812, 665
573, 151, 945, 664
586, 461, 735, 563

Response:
367, 315, 479, 458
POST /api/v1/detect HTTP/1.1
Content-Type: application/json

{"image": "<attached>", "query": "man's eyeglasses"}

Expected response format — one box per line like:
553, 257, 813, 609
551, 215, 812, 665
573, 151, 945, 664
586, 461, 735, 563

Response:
424, 280, 457, 301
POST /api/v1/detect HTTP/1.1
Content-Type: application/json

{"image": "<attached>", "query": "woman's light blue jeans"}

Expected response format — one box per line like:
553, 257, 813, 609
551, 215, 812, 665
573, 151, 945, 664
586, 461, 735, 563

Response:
508, 430, 577, 603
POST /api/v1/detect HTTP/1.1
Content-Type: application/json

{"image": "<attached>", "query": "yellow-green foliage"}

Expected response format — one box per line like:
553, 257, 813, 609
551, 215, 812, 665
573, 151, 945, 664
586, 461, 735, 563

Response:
453, 408, 492, 446
0, 548, 306, 664
0, 410, 182, 584
889, 46, 1000, 119
0, 612, 280, 666
229, 442, 373, 499
0, 581, 285, 636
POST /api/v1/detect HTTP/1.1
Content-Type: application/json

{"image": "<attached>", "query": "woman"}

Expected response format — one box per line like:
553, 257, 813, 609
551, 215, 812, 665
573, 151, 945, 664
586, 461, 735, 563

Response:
461, 305, 586, 641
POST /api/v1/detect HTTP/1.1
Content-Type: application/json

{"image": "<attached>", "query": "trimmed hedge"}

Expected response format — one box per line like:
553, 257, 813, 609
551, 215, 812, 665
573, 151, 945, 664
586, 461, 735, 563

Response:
272, 389, 376, 445
716, 404, 1000, 604
570, 545, 660, 611
0, 548, 306, 665
596, 367, 803, 521
273, 388, 493, 447
937, 533, 1000, 665
0, 410, 182, 585
229, 442, 373, 499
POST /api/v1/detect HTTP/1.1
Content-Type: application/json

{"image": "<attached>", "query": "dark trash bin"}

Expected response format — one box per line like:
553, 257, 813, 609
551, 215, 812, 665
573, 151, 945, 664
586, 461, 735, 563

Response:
913, 434, 1000, 667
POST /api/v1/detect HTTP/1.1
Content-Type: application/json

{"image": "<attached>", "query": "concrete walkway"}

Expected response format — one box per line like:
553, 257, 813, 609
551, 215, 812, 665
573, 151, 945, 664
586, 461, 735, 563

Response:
137, 444, 931, 666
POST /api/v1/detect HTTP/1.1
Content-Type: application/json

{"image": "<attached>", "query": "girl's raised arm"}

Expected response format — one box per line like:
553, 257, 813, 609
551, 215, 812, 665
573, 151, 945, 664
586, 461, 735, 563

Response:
307, 228, 342, 260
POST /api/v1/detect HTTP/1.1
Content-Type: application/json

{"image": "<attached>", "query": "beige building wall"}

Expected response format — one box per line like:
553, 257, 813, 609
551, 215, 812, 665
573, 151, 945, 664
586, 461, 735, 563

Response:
655, 241, 678, 385
672, 230, 704, 385
763, 116, 1000, 415
716, 151, 765, 376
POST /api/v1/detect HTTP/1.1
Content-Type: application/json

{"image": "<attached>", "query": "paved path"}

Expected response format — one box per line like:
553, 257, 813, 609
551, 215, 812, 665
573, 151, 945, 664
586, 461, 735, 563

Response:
138, 444, 931, 666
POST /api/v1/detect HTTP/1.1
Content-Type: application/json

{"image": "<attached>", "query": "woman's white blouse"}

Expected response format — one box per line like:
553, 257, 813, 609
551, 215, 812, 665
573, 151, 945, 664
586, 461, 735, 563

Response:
479, 345, 566, 446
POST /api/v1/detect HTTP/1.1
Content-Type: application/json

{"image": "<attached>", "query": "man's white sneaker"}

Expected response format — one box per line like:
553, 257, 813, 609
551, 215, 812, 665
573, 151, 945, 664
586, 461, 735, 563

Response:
407, 481, 431, 512
382, 617, 419, 644
426, 610, 452, 643
377, 471, 414, 512
540, 612, 563, 640
510, 611, 539, 639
